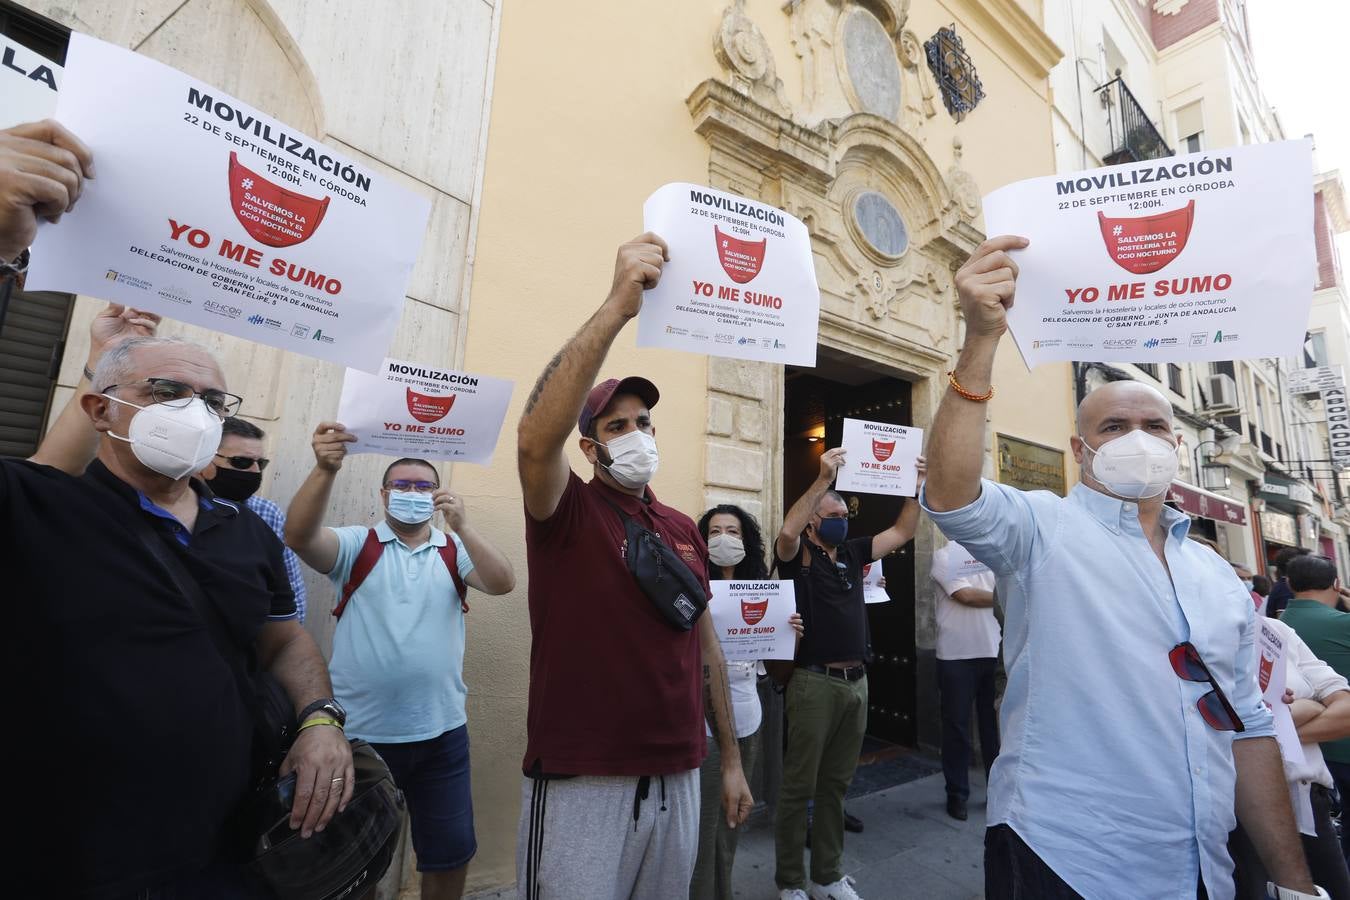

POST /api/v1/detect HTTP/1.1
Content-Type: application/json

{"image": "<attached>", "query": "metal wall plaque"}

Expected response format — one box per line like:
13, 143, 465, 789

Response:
924, 25, 985, 122
996, 434, 1067, 496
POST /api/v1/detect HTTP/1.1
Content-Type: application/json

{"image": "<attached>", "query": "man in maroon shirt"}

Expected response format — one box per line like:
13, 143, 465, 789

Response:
515, 232, 752, 899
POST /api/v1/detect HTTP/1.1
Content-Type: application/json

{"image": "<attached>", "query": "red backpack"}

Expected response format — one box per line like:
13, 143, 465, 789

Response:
332, 529, 469, 620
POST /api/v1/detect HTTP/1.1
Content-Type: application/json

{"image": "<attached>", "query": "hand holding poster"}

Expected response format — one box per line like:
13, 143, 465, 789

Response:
637, 183, 820, 365
336, 358, 514, 463
709, 580, 797, 661
1258, 621, 1305, 766
834, 418, 923, 496
981, 141, 1314, 367
861, 560, 888, 605
25, 34, 431, 371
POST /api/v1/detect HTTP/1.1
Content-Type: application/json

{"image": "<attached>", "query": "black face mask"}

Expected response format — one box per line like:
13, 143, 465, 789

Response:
207, 467, 262, 502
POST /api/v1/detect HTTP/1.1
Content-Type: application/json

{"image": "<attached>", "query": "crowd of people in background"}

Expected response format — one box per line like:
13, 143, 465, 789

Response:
9, 115, 1350, 900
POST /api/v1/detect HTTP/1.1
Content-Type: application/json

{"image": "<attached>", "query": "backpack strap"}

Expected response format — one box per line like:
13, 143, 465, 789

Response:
438, 539, 470, 614
334, 528, 471, 619
334, 528, 385, 620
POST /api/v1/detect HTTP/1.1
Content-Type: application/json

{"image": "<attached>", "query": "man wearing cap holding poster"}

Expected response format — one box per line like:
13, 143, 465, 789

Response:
285, 434, 516, 900
515, 232, 752, 899
922, 235, 1323, 900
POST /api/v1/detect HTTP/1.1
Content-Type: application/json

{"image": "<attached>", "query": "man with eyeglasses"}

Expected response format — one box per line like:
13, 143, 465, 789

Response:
3, 117, 352, 899
771, 447, 923, 900
285, 423, 516, 900
922, 235, 1320, 900
199, 416, 308, 622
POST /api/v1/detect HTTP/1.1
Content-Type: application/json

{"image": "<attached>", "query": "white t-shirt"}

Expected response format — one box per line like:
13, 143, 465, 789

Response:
931, 541, 1001, 661
705, 660, 763, 739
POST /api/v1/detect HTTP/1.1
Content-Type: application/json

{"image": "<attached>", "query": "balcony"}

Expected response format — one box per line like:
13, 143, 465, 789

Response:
1095, 76, 1173, 165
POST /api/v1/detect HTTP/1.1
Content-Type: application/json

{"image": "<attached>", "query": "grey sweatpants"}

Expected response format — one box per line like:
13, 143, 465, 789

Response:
516, 770, 699, 900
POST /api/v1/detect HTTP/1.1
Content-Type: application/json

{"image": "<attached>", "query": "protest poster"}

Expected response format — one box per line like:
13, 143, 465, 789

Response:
1258, 621, 1305, 766
636, 182, 820, 366
336, 358, 514, 464
862, 560, 889, 605
25, 33, 430, 372
981, 140, 1314, 367
1, 34, 60, 128
709, 580, 797, 661
834, 418, 923, 496
935, 542, 992, 586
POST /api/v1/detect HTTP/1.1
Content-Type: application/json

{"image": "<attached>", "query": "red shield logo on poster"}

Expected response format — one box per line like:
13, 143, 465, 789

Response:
714, 226, 767, 284
862, 563, 872, 579
1258, 650, 1274, 693
1097, 199, 1196, 274
871, 438, 896, 462
740, 596, 769, 625
228, 152, 332, 248
406, 387, 455, 423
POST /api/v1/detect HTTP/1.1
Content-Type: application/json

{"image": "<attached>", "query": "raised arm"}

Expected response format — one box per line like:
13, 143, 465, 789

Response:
283, 421, 354, 574
871, 456, 926, 559
434, 490, 515, 595
517, 233, 668, 521
31, 304, 161, 473
776, 447, 845, 562
924, 236, 1027, 512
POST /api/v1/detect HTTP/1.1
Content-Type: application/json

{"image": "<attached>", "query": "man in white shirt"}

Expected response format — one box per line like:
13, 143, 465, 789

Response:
931, 540, 1001, 822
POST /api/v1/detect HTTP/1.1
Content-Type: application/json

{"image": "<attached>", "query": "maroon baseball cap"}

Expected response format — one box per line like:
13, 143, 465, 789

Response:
578, 376, 660, 436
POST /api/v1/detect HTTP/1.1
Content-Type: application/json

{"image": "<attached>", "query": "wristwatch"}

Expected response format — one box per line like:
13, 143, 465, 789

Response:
1268, 883, 1330, 900
298, 697, 347, 728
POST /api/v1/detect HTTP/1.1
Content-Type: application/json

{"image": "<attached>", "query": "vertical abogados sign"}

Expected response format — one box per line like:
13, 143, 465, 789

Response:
636, 183, 821, 366
981, 140, 1314, 368
26, 33, 431, 372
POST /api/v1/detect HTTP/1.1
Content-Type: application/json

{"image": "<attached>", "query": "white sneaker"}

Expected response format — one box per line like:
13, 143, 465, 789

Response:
779, 890, 810, 900
810, 875, 863, 900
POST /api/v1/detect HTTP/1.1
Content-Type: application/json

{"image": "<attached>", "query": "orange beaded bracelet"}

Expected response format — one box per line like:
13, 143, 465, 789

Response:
947, 370, 994, 403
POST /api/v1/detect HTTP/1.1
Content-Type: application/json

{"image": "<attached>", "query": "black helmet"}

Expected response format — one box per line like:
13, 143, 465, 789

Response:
247, 740, 405, 900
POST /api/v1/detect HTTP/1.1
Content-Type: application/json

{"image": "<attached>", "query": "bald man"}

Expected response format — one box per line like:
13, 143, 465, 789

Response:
920, 236, 1323, 900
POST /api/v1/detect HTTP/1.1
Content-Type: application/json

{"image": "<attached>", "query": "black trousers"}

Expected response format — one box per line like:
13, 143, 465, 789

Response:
1230, 783, 1350, 900
937, 657, 999, 801
985, 825, 1209, 899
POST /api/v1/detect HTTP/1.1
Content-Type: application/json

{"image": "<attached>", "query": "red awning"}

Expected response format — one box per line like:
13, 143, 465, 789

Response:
1167, 481, 1247, 526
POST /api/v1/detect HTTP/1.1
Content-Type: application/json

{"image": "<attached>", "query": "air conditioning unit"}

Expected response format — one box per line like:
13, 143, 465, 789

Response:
1205, 374, 1239, 412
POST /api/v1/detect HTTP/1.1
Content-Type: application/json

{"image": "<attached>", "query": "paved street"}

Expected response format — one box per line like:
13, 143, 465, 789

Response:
466, 770, 987, 900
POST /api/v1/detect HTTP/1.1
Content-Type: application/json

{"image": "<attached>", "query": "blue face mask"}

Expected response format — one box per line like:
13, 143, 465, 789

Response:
387, 490, 435, 525
815, 516, 848, 546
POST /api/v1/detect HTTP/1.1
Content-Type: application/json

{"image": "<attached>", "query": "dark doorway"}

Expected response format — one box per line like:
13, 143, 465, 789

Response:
783, 356, 915, 746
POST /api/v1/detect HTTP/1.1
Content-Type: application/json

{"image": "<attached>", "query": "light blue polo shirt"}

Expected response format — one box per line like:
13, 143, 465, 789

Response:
326, 521, 475, 743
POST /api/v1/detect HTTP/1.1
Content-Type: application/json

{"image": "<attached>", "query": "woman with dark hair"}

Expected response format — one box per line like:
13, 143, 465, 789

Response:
691, 504, 801, 900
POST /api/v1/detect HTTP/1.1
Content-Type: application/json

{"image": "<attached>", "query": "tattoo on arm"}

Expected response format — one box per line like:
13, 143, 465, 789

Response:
523, 350, 564, 415
703, 661, 738, 751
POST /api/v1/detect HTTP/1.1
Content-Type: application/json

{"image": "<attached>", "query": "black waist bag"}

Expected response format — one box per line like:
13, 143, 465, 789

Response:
599, 494, 708, 631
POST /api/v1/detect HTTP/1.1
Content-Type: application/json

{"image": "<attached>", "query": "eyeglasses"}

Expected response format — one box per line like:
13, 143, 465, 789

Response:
383, 480, 438, 493
1169, 642, 1245, 732
216, 453, 269, 472
104, 378, 243, 419
834, 560, 853, 591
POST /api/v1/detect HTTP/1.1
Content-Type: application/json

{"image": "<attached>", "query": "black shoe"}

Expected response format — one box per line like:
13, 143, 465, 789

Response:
843, 810, 864, 833
946, 796, 968, 821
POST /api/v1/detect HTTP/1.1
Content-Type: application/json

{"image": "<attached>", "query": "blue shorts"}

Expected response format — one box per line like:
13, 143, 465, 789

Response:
371, 725, 476, 871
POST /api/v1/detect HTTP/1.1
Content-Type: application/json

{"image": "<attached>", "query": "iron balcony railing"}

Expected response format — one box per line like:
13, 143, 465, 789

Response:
1095, 76, 1173, 165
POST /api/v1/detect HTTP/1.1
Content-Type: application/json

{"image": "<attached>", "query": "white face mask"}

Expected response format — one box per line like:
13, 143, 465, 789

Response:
708, 533, 746, 568
104, 394, 223, 480
594, 429, 659, 489
1081, 428, 1179, 500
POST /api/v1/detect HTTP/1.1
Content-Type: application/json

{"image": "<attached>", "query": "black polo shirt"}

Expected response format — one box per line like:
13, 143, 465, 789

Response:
777, 535, 873, 666
5, 458, 296, 898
